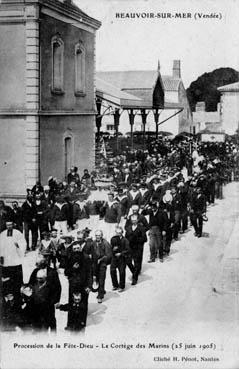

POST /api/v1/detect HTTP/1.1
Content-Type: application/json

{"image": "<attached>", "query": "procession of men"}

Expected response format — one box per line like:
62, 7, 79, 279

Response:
0, 136, 238, 333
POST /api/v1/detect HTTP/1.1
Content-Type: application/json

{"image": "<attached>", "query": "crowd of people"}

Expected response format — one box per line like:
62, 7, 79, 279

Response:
0, 136, 238, 333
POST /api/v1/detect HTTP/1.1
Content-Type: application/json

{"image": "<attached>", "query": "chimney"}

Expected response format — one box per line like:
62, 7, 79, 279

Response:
157, 60, 160, 74
173, 60, 181, 79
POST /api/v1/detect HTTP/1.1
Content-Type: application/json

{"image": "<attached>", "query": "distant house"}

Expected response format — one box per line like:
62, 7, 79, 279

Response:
97, 60, 193, 136
218, 82, 239, 135
192, 102, 222, 134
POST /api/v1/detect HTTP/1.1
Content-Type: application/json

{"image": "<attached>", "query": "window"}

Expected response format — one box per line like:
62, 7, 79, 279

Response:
75, 42, 86, 96
107, 125, 114, 131
52, 35, 64, 94
64, 137, 72, 177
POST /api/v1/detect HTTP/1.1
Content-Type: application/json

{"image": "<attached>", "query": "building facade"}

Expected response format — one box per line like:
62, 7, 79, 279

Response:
0, 0, 100, 199
192, 101, 222, 134
218, 82, 239, 135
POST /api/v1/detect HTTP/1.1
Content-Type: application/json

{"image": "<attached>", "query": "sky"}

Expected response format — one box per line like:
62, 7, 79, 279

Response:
74, 0, 239, 88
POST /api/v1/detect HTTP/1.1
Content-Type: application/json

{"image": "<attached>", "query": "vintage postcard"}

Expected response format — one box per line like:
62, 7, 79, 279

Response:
0, 0, 239, 368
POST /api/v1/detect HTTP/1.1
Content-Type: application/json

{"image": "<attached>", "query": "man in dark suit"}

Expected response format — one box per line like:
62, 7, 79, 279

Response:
190, 186, 207, 237
11, 201, 23, 233
125, 215, 147, 284
21, 196, 38, 251
64, 242, 92, 330
110, 226, 130, 292
142, 201, 165, 262
29, 254, 61, 331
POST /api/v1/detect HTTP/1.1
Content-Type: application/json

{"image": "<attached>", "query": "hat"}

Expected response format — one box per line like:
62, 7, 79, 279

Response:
83, 227, 91, 234
61, 234, 74, 241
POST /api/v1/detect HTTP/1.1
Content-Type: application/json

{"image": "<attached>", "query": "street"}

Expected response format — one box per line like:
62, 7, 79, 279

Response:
21, 182, 239, 337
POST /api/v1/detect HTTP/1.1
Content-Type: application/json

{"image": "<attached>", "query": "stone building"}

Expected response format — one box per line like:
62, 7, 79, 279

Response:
218, 82, 239, 135
0, 0, 100, 200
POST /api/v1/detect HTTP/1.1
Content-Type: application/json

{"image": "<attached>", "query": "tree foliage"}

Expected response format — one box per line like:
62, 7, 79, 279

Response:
186, 68, 239, 112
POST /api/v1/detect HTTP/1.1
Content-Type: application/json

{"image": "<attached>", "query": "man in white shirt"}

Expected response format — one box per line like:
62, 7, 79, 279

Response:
0, 220, 26, 308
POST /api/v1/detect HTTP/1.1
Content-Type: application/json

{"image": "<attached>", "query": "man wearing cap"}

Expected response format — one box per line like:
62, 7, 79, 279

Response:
0, 220, 26, 309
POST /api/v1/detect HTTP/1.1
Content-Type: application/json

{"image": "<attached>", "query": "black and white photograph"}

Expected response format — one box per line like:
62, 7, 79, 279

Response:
0, 0, 239, 368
